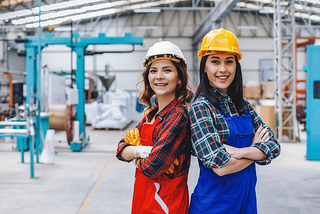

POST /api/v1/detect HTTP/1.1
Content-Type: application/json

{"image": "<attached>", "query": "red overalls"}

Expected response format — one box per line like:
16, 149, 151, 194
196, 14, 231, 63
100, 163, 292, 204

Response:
131, 117, 189, 214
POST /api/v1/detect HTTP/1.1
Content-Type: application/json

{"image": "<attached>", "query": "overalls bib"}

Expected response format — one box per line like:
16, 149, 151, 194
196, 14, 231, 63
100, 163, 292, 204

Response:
189, 105, 257, 214
131, 117, 189, 214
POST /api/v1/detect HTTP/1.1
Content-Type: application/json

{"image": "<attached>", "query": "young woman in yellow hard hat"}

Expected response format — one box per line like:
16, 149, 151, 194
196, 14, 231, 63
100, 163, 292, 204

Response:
189, 28, 281, 214
117, 41, 193, 214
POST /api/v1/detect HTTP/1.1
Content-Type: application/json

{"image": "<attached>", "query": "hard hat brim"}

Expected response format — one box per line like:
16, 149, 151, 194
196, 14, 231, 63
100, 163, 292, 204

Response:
198, 50, 242, 61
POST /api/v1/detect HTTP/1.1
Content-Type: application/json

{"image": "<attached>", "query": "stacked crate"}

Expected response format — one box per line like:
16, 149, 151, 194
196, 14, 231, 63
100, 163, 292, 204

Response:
243, 81, 275, 131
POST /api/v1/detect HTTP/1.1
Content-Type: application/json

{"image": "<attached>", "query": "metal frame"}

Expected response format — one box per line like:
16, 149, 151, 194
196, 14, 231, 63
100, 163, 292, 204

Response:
19, 32, 143, 151
0, 104, 38, 178
273, 0, 297, 141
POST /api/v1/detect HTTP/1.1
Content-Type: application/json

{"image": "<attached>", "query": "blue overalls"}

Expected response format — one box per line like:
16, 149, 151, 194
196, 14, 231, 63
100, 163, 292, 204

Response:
190, 104, 257, 214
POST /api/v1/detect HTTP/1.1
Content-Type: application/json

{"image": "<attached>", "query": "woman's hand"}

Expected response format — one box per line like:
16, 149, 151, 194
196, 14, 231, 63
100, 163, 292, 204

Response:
224, 144, 244, 159
225, 126, 270, 160
252, 125, 270, 145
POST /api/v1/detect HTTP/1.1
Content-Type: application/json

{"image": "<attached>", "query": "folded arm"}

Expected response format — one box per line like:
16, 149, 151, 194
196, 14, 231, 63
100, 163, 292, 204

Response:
212, 157, 253, 176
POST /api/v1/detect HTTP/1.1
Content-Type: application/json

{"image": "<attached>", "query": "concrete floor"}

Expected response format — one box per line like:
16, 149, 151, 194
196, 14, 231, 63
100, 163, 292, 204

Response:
0, 119, 319, 214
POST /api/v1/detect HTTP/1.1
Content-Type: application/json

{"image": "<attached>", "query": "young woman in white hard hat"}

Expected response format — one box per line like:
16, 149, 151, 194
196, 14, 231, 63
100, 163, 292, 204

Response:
189, 28, 281, 214
117, 41, 193, 214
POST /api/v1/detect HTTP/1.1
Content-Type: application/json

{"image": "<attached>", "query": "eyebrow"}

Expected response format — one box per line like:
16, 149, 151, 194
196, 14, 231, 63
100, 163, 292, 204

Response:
150, 65, 174, 69
210, 56, 234, 60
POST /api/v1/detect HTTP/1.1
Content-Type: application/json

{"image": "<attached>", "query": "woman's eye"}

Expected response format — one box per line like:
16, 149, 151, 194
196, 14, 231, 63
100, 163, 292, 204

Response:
211, 60, 219, 64
150, 69, 157, 73
226, 60, 234, 64
164, 69, 172, 72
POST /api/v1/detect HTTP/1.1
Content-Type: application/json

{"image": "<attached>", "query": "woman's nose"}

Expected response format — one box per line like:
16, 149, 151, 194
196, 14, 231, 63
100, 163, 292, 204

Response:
155, 71, 164, 79
219, 63, 227, 72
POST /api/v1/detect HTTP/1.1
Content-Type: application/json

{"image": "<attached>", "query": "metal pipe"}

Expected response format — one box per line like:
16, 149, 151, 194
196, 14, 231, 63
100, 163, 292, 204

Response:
0, 121, 27, 126
84, 45, 135, 55
36, 0, 42, 167
0, 129, 28, 134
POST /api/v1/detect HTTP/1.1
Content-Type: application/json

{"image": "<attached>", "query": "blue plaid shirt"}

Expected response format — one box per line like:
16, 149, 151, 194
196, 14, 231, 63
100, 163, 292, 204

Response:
189, 88, 281, 169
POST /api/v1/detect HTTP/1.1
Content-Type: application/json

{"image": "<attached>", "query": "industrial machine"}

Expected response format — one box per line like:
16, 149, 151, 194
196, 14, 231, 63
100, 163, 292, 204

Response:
0, 94, 42, 178
16, 32, 143, 152
303, 44, 320, 160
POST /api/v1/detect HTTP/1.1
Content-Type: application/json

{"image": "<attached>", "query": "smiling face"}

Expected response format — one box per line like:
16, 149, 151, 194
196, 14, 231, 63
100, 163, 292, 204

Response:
148, 59, 181, 103
204, 54, 236, 94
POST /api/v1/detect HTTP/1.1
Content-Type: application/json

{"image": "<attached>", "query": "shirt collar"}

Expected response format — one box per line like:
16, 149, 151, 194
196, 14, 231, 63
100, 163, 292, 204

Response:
146, 99, 179, 121
211, 87, 232, 102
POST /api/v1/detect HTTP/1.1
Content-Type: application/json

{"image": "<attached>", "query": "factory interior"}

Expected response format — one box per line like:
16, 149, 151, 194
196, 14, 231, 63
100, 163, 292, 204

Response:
0, 0, 320, 213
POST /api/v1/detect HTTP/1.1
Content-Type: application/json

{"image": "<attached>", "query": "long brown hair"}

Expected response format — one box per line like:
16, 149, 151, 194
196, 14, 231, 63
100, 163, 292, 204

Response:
138, 60, 194, 115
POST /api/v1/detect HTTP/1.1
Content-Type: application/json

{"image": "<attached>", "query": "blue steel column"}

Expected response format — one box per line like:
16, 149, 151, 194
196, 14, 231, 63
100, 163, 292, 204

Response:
25, 47, 38, 104
75, 46, 86, 145
36, 0, 42, 164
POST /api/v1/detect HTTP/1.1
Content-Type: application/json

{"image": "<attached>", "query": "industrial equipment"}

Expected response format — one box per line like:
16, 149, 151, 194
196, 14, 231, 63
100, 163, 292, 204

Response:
16, 32, 143, 151
303, 44, 320, 160
0, 95, 42, 178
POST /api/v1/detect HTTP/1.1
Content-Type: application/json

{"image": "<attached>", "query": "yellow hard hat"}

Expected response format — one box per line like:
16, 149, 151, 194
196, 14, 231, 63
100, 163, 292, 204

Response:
198, 28, 242, 61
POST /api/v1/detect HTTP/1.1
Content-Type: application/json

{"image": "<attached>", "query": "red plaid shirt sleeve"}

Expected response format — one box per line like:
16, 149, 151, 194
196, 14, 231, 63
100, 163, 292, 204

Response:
247, 102, 281, 165
137, 107, 189, 178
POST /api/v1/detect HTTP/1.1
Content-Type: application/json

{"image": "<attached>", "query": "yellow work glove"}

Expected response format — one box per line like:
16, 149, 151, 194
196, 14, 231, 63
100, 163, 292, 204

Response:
124, 128, 141, 146
165, 158, 179, 174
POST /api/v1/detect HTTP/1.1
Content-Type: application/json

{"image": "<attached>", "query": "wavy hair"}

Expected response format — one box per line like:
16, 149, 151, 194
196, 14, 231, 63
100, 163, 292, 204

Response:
138, 61, 194, 115
194, 55, 248, 115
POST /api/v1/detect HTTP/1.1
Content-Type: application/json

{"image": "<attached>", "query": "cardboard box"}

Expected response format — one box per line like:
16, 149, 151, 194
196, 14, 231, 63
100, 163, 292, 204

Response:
261, 81, 275, 99
254, 105, 275, 131
243, 81, 261, 99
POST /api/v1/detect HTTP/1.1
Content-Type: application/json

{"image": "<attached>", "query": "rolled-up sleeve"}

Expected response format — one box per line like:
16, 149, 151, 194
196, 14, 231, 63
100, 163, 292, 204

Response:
248, 103, 281, 165
189, 101, 231, 168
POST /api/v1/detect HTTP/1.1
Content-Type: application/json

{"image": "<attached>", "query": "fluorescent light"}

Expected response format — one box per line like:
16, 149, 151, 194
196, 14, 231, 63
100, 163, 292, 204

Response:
237, 26, 258, 30
12, 0, 184, 27
259, 9, 274, 14
12, 2, 113, 25
310, 15, 320, 21
0, 0, 104, 20
0, 9, 32, 20
134, 8, 161, 13
40, 0, 103, 12
236, 2, 246, 7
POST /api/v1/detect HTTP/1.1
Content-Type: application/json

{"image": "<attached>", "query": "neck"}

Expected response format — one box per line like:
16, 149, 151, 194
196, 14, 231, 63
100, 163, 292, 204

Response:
157, 95, 175, 112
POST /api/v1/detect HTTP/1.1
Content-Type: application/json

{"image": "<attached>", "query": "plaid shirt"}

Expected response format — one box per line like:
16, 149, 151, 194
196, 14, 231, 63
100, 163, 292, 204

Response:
190, 88, 281, 169
117, 99, 191, 179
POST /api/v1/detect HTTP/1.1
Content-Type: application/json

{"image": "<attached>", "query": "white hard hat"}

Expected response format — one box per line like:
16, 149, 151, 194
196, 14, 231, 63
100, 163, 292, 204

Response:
142, 41, 187, 69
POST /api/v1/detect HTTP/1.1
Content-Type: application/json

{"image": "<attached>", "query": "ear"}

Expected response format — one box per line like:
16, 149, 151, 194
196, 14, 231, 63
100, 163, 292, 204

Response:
178, 79, 182, 85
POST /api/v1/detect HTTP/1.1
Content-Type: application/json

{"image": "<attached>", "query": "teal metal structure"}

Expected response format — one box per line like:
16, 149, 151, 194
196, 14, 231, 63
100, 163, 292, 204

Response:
20, 32, 143, 151
303, 44, 320, 160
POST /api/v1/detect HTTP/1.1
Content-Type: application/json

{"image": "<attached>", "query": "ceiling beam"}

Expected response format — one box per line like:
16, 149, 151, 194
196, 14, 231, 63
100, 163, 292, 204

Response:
192, 0, 239, 45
